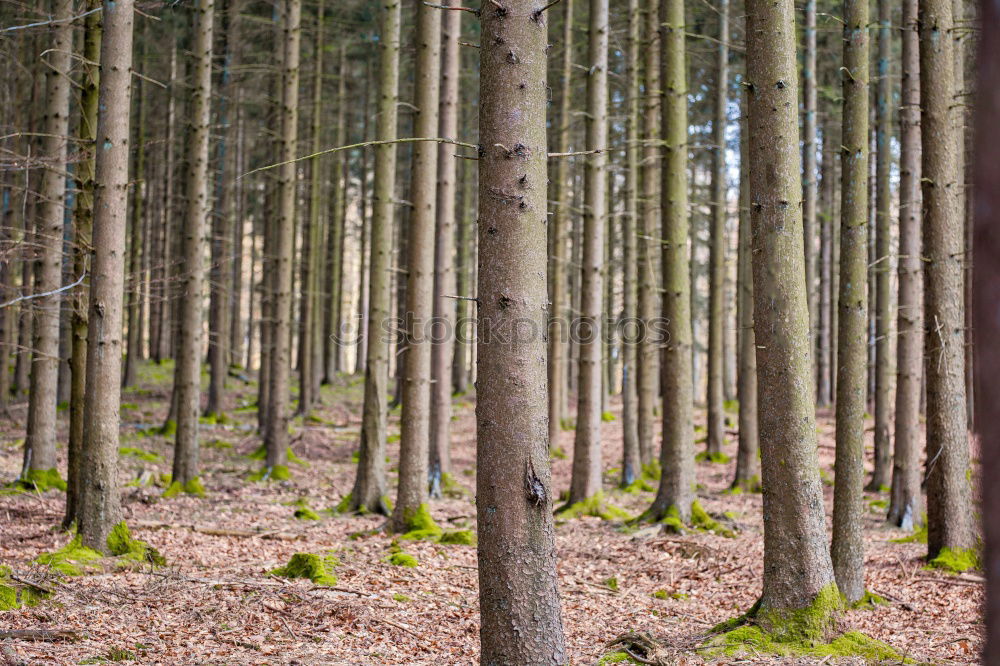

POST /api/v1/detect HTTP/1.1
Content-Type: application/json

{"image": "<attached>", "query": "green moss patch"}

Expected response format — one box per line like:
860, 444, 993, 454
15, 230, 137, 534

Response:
393, 593, 411, 602
707, 627, 907, 662
641, 461, 661, 481
695, 451, 731, 464
557, 493, 631, 522
0, 565, 52, 609
269, 553, 338, 585
386, 552, 419, 567
440, 472, 468, 499
852, 590, 889, 609
294, 506, 321, 521
107, 522, 165, 566
156, 419, 177, 437
559, 418, 575, 432
691, 501, 736, 537
601, 411, 616, 422
248, 464, 291, 482
891, 523, 928, 544
162, 477, 206, 499
619, 478, 656, 494
34, 535, 103, 575
14, 468, 67, 493
204, 438, 233, 449
439, 529, 476, 546
927, 547, 980, 573
119, 447, 164, 463
549, 445, 568, 460
596, 652, 639, 665
398, 503, 442, 540
247, 445, 307, 466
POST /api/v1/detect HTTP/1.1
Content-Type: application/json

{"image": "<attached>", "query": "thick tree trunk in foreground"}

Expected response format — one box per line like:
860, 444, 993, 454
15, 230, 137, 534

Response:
79, 0, 134, 552
636, 0, 661, 467
920, 0, 975, 560
646, 0, 694, 522
429, 6, 460, 496
348, 0, 399, 516
23, 0, 73, 485
171, 0, 215, 492
476, 2, 566, 661
705, 0, 729, 458
264, 0, 301, 474
831, 0, 869, 605
745, 0, 839, 625
568, 0, 609, 506
888, 0, 923, 530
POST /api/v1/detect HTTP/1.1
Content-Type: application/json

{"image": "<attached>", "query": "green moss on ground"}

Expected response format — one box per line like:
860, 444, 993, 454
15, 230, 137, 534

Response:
386, 552, 419, 567
641, 461, 661, 481
294, 506, 321, 520
725, 475, 762, 494
440, 473, 468, 499
269, 553, 338, 585
156, 420, 177, 437
34, 535, 103, 575
439, 529, 476, 546
333, 493, 353, 514
14, 468, 67, 493
604, 577, 619, 592
204, 438, 233, 449
601, 411, 616, 422
556, 493, 632, 522
393, 593, 411, 602
549, 446, 568, 460
596, 652, 639, 665
162, 477, 206, 499
107, 522, 165, 566
247, 445, 307, 466
620, 478, 656, 494
559, 418, 575, 432
707, 627, 908, 663
248, 464, 291, 482
690, 501, 736, 537
0, 565, 51, 609
891, 522, 928, 544
927, 547, 980, 573
119, 447, 164, 463
852, 590, 889, 609
723, 399, 739, 413
695, 451, 731, 464
398, 503, 442, 540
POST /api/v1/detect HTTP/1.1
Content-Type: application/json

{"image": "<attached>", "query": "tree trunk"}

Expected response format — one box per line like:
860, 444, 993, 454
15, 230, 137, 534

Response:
23, 0, 73, 486
151, 42, 177, 365
124, 39, 146, 389
354, 64, 373, 377
170, 0, 215, 492
645, 0, 694, 522
453, 153, 474, 395
920, 0, 975, 560
567, 0, 608, 507
65, 0, 102, 528
476, 2, 566, 660
229, 104, 246, 368
817, 117, 834, 407
348, 0, 401, 516
745, 0, 839, 627
706, 0, 729, 458
323, 45, 347, 383
392, 0, 441, 532
803, 0, 818, 367
831, 0, 869, 605
78, 0, 134, 552
264, 0, 301, 474
547, 0, 574, 451
888, 0, 923, 530
619, 0, 640, 486
637, 0, 661, 467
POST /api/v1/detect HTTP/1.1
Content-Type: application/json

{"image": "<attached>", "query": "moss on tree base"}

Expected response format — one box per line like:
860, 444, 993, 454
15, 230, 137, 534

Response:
695, 451, 731, 464
34, 535, 103, 575
107, 522, 166, 566
926, 547, 980, 573
248, 464, 291, 482
247, 445, 307, 466
634, 501, 736, 537
269, 553, 339, 585
162, 477, 206, 499
556, 492, 631, 522
11, 468, 67, 493
397, 503, 442, 540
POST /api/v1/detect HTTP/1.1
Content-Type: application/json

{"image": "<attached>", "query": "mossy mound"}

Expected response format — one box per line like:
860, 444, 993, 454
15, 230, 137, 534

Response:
601, 411, 616, 422
695, 451, 731, 464
596, 652, 640, 665
438, 529, 476, 546
397, 503, 442, 540
12, 468, 67, 493
559, 418, 575, 432
619, 478, 656, 494
119, 447, 164, 463
852, 590, 889, 609
557, 493, 631, 522
294, 506, 321, 521
690, 501, 736, 538
392, 592, 412, 602
0, 565, 51, 610
204, 438, 233, 449
199, 412, 234, 426
726, 475, 762, 494
927, 547, 980, 573
248, 464, 291, 482
156, 419, 177, 437
162, 477, 206, 499
386, 552, 419, 567
34, 535, 103, 575
641, 461, 661, 481
107, 522, 166, 566
707, 627, 908, 663
269, 553, 338, 585
247, 445, 307, 466
891, 523, 928, 544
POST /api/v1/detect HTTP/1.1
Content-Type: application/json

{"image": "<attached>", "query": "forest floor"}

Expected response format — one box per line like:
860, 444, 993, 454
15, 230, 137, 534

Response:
0, 361, 983, 665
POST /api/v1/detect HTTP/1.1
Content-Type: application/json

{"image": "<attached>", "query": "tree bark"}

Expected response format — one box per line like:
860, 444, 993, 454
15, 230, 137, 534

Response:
348, 0, 401, 516
568, 0, 608, 507
888, 0, 923, 530
745, 0, 839, 622
323, 45, 347, 383
817, 116, 834, 407
79, 0, 134, 552
803, 0, 818, 366
23, 0, 73, 484
123, 39, 146, 389
920, 0, 975, 560
476, 2, 566, 661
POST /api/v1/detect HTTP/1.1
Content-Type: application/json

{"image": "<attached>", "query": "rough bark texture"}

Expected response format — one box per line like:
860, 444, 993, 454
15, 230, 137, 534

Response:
568, 0, 608, 506
636, 0, 661, 467
547, 0, 574, 451
324, 45, 348, 383
919, 0, 975, 560
172, 0, 215, 489
476, 2, 566, 661
705, 0, 729, 458
429, 6, 460, 496
973, 2, 1000, 657
745, 0, 839, 617
869, 0, 893, 492
264, 0, 301, 471
817, 118, 835, 407
24, 0, 73, 480
831, 0, 869, 605
453, 152, 474, 395
888, 0, 923, 530
648, 0, 694, 522
79, 0, 134, 552
803, 0, 818, 361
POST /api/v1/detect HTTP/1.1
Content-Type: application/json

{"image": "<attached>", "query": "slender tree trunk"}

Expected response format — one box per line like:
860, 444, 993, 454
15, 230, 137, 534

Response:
920, 0, 975, 560
567, 0, 608, 507
79, 0, 134, 552
803, 0, 818, 364
645, 0, 694, 522
745, 0, 840, 626
152, 42, 178, 365
547, 0, 574, 450
619, 0, 640, 486
429, 6, 460, 497
637, 0, 661, 467
392, 0, 441, 531
170, 0, 215, 492
476, 1, 566, 660
324, 45, 347, 383
264, 0, 301, 474
888, 0, 923, 530
706, 0, 729, 458
817, 119, 834, 407
23, 0, 73, 485
229, 104, 246, 368
348, 0, 401, 516
453, 154, 473, 395
124, 37, 146, 389
354, 66, 372, 377
831, 0, 869, 605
